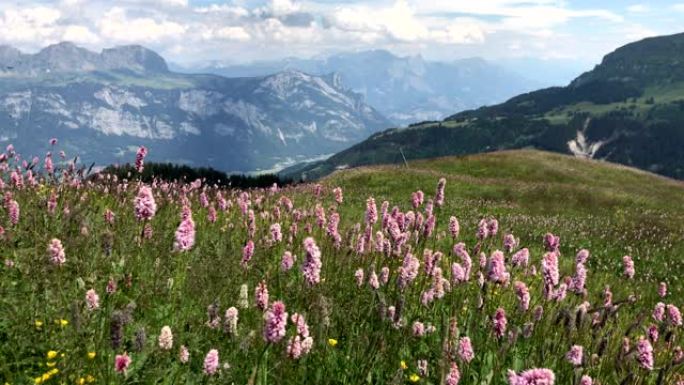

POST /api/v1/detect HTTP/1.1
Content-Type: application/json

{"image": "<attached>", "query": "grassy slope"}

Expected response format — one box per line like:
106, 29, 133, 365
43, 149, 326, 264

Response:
2, 150, 683, 384
328, 150, 684, 284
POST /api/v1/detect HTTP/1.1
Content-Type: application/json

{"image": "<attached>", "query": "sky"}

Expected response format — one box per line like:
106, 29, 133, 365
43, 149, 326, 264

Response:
0, 0, 682, 67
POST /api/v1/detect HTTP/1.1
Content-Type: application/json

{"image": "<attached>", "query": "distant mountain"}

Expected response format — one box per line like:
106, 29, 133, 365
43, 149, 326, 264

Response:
283, 32, 684, 180
0, 43, 390, 173
182, 50, 543, 125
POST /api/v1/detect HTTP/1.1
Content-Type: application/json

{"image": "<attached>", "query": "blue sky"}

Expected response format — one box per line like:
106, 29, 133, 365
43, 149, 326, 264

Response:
0, 0, 682, 67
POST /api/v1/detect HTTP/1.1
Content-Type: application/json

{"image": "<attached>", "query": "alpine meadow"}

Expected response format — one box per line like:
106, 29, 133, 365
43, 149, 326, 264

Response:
1, 1, 684, 385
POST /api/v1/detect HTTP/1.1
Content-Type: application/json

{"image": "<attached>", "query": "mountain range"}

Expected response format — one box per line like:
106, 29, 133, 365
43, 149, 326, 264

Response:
284, 32, 684, 181
0, 42, 391, 173
178, 50, 548, 126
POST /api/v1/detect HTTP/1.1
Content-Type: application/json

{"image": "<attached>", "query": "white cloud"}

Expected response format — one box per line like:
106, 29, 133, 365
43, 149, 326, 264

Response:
204, 26, 251, 41
98, 7, 186, 43
627, 4, 649, 13
0, 6, 61, 43
62, 25, 100, 44
672, 3, 684, 11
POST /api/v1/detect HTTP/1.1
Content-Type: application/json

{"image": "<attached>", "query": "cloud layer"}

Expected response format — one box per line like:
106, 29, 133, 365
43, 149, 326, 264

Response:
0, 0, 680, 65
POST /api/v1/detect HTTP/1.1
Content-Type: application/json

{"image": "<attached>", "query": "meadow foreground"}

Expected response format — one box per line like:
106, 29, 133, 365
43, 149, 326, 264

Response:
0, 147, 683, 384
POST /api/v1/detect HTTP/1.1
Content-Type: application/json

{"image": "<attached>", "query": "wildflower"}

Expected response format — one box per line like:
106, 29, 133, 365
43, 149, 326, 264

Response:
458, 337, 474, 363
134, 146, 147, 173
543, 233, 560, 252
238, 284, 249, 308
622, 255, 635, 279
493, 308, 507, 338
85, 289, 99, 311
365, 197, 377, 225
8, 199, 19, 226
255, 281, 269, 311
658, 282, 667, 298
133, 186, 156, 221
241, 240, 255, 267
653, 302, 665, 322
158, 326, 173, 350
327, 338, 338, 347
173, 206, 196, 251
409, 374, 420, 383
435, 178, 446, 207
503, 234, 518, 253
87, 352, 96, 360
541, 252, 559, 298
445, 362, 461, 385
579, 375, 593, 385
203, 349, 219, 375
179, 345, 189, 363
512, 248, 530, 268
448, 216, 460, 239
514, 281, 530, 312
114, 353, 131, 374
636, 336, 654, 370
488, 250, 509, 284
355, 268, 364, 287
400, 360, 408, 370
104, 209, 115, 224
281, 251, 295, 272
667, 304, 683, 327
47, 238, 66, 266
565, 345, 583, 366
576, 249, 590, 264
507, 368, 555, 385
413, 321, 425, 337
332, 187, 343, 204
224, 307, 239, 336
46, 351, 58, 360
263, 301, 288, 343
398, 253, 420, 289
302, 237, 322, 286
270, 223, 282, 243
647, 324, 659, 342
106, 278, 117, 294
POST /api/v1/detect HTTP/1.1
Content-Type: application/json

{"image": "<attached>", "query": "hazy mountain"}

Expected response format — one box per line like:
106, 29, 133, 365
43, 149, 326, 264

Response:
181, 50, 543, 125
283, 32, 684, 180
0, 42, 390, 173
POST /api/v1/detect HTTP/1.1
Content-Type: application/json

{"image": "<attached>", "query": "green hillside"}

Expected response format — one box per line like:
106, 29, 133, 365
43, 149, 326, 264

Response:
284, 32, 684, 181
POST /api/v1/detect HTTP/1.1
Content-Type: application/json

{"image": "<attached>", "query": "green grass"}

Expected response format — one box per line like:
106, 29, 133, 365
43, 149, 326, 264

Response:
1, 150, 683, 384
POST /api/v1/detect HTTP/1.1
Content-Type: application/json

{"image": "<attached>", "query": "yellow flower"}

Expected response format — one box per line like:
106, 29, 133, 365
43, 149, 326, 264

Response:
327, 338, 338, 347
58, 319, 69, 327
40, 373, 50, 382
46, 351, 58, 360
85, 375, 95, 383
34, 320, 43, 329
46, 362, 56, 367
408, 373, 420, 383
77, 378, 85, 385
48, 368, 58, 376
400, 360, 408, 370
34, 377, 42, 384
87, 352, 96, 360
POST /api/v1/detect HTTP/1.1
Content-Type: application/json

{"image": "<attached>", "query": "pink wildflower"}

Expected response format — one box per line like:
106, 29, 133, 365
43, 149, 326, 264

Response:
48, 238, 66, 265
134, 186, 157, 221
263, 301, 288, 343
115, 353, 132, 373
493, 308, 507, 338
135, 146, 147, 173
255, 281, 269, 311
565, 345, 583, 366
622, 255, 635, 279
203, 349, 219, 375
636, 337, 654, 370
302, 237, 322, 286
85, 289, 100, 311
507, 368, 555, 385
458, 337, 474, 363
241, 240, 255, 267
